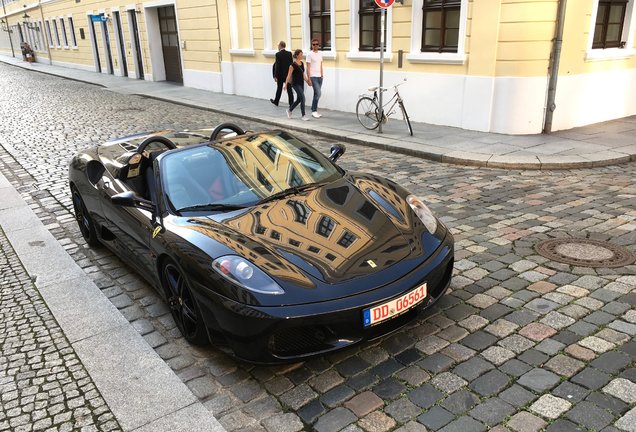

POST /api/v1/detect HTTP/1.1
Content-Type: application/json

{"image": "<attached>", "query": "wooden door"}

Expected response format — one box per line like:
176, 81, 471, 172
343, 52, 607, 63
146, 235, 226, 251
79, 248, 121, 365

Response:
158, 6, 182, 83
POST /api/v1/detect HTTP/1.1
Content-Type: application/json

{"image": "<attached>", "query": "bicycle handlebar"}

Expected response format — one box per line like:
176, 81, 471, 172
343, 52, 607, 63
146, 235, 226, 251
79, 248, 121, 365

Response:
367, 78, 407, 92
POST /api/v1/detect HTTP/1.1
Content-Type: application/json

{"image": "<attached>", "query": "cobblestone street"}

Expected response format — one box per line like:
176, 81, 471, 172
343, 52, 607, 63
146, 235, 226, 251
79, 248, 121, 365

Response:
1, 62, 635, 432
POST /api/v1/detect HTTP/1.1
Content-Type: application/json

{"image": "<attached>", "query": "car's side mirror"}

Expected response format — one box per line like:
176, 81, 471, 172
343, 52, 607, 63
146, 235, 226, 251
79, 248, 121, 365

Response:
329, 144, 346, 162
112, 191, 155, 212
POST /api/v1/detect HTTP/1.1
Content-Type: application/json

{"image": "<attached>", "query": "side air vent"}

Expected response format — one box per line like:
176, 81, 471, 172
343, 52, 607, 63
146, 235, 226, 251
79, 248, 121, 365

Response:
119, 142, 137, 152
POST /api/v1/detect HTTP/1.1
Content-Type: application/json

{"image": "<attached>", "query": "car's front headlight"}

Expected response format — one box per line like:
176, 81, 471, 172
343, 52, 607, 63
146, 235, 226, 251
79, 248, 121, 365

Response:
212, 255, 285, 295
406, 195, 438, 234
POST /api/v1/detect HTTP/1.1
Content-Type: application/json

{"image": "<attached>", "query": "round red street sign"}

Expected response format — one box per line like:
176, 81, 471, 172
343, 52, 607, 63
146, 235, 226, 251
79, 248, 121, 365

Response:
374, 0, 394, 8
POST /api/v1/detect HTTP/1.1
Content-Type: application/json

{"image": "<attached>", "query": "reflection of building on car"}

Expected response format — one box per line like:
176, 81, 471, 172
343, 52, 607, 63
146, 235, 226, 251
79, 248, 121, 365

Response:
68, 123, 454, 363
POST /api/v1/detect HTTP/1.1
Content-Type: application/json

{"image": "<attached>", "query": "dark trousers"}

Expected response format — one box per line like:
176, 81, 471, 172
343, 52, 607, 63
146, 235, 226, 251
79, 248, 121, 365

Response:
273, 79, 294, 106
289, 84, 306, 116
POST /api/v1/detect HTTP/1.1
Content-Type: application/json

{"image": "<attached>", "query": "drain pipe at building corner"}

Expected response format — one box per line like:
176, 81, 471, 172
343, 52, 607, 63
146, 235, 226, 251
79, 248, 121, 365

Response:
543, 0, 567, 134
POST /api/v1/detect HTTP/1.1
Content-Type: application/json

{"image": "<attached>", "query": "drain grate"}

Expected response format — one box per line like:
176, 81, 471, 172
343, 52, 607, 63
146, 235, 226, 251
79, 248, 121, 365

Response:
535, 238, 636, 268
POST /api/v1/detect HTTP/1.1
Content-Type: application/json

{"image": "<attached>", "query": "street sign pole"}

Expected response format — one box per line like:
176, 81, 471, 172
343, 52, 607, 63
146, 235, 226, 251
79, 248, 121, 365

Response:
378, 7, 385, 134
374, 0, 392, 133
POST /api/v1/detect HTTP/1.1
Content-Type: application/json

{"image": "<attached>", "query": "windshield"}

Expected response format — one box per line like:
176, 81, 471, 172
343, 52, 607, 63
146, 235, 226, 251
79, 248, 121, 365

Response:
160, 131, 343, 213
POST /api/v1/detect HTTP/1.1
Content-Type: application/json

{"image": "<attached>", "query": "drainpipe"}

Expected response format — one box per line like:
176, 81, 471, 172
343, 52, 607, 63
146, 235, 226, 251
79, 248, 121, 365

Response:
1, 0, 16, 58
543, 0, 567, 134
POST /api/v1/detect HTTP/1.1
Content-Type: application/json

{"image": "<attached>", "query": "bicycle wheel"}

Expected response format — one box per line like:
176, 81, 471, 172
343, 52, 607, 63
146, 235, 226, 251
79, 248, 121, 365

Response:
399, 101, 413, 136
356, 97, 380, 130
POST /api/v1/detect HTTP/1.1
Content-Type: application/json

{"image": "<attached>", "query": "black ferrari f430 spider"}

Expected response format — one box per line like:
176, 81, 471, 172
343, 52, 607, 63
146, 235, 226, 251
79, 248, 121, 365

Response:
69, 123, 454, 363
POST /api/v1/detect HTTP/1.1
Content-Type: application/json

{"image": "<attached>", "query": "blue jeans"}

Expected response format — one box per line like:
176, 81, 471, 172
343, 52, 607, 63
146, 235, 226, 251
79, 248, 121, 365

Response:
290, 84, 306, 116
310, 77, 322, 112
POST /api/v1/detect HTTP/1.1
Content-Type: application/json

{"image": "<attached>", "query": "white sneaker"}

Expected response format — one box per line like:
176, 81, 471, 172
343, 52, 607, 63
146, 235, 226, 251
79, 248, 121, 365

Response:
301, 115, 310, 121
286, 109, 292, 119
312, 111, 322, 118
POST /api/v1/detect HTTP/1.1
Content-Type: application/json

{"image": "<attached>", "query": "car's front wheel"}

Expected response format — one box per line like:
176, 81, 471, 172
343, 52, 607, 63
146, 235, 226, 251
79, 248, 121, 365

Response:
161, 259, 208, 345
71, 187, 99, 247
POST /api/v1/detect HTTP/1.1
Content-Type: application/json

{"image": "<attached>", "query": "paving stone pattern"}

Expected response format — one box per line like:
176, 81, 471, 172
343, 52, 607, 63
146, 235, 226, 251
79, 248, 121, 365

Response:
1, 63, 636, 431
0, 227, 121, 432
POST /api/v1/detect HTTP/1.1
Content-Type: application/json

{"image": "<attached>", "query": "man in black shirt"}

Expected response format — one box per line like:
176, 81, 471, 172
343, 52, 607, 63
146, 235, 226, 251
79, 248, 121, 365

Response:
271, 41, 294, 107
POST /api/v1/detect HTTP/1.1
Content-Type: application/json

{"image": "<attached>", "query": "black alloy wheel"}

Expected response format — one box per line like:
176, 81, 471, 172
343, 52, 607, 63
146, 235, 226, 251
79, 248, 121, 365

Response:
71, 188, 99, 247
162, 260, 208, 345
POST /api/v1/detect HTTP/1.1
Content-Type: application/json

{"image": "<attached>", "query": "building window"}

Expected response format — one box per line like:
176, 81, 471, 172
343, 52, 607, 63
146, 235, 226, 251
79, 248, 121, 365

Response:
288, 167, 302, 187
308, 245, 321, 253
264, 0, 288, 52
256, 169, 273, 191
254, 211, 267, 235
37, 22, 45, 50
52, 19, 60, 47
59, 18, 68, 47
422, 0, 461, 53
45, 20, 53, 47
358, 201, 377, 220
258, 140, 278, 162
287, 200, 310, 224
68, 17, 77, 47
289, 238, 301, 247
358, 0, 385, 51
593, 0, 628, 48
310, 0, 331, 49
338, 231, 357, 248
228, 0, 254, 52
317, 215, 335, 237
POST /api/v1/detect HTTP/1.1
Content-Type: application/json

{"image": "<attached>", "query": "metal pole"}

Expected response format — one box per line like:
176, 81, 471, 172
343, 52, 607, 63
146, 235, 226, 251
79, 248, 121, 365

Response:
1, 0, 16, 58
543, 0, 567, 134
378, 7, 385, 134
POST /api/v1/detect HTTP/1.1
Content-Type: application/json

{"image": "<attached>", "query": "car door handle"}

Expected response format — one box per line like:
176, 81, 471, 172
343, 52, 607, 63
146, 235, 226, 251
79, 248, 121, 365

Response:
101, 180, 110, 190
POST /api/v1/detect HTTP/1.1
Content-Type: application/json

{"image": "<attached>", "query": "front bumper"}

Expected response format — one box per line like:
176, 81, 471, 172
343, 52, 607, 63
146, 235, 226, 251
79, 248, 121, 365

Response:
194, 232, 454, 363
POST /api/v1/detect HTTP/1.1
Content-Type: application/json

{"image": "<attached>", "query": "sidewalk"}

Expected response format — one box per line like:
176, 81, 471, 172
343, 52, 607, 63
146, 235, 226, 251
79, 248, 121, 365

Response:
0, 167, 225, 431
2, 54, 635, 170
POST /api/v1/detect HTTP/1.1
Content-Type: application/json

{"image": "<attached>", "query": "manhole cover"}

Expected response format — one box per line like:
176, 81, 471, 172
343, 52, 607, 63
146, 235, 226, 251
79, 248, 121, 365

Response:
535, 238, 636, 268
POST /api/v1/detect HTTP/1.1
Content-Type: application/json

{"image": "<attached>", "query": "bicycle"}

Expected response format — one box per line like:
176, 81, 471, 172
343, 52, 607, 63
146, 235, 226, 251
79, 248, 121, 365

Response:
356, 79, 412, 136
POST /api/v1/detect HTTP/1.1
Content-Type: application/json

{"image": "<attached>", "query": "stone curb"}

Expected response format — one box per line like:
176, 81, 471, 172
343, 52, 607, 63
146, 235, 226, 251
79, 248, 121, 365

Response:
0, 171, 226, 432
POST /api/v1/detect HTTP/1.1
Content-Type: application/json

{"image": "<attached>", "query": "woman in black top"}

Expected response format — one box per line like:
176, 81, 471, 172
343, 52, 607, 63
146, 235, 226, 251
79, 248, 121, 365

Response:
284, 49, 312, 121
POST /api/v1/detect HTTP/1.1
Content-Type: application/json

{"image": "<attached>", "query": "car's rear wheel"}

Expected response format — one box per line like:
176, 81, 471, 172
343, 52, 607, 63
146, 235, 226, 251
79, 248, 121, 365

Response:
161, 259, 208, 345
71, 188, 99, 247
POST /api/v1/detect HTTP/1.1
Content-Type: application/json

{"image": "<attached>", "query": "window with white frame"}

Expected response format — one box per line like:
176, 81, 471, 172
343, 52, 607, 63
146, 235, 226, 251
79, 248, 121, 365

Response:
263, 0, 288, 53
302, 0, 334, 56
310, 0, 331, 49
52, 18, 60, 47
408, 0, 467, 63
67, 17, 77, 47
593, 0, 629, 48
45, 20, 53, 48
588, 0, 636, 58
37, 21, 44, 50
422, 0, 460, 52
348, 0, 392, 60
228, 0, 254, 54
59, 17, 68, 47
358, 0, 386, 51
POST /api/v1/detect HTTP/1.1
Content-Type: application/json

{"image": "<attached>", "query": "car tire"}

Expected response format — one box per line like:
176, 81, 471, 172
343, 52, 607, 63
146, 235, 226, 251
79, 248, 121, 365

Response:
71, 187, 100, 247
161, 258, 209, 345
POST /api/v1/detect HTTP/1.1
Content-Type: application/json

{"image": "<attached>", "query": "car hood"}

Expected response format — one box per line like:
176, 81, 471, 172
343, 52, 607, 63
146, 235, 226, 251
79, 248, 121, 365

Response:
172, 175, 442, 305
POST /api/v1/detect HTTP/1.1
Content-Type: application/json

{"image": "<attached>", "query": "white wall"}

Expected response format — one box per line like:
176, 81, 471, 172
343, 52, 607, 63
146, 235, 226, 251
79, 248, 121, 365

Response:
216, 60, 636, 134
552, 68, 636, 131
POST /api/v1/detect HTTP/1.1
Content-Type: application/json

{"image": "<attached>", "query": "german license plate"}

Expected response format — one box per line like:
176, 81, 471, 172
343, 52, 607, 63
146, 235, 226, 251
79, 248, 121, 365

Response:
363, 283, 427, 327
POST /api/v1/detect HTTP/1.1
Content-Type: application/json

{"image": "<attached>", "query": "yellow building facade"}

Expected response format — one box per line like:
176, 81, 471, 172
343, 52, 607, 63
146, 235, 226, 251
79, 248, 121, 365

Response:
1, 0, 635, 134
